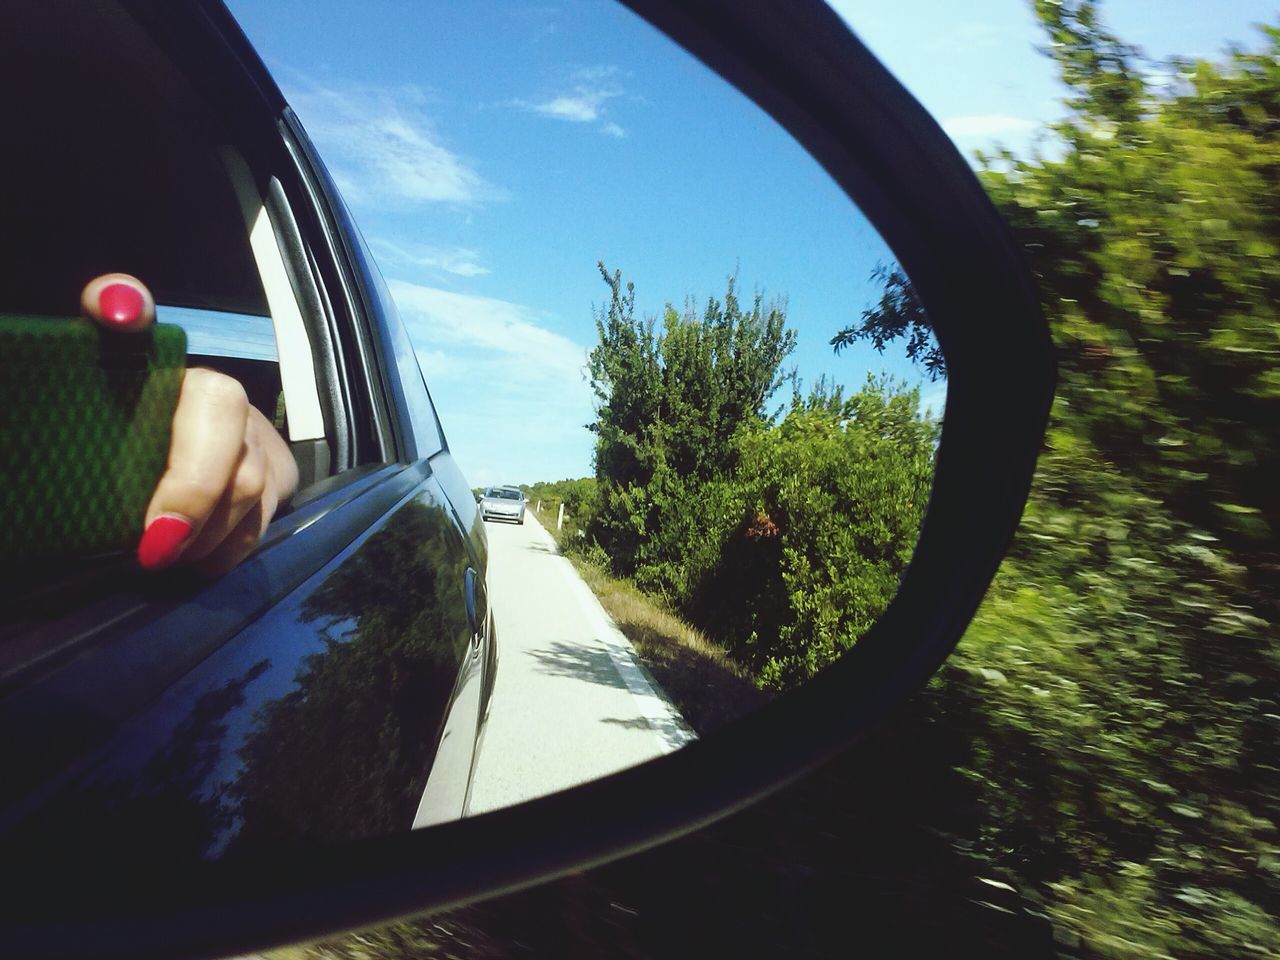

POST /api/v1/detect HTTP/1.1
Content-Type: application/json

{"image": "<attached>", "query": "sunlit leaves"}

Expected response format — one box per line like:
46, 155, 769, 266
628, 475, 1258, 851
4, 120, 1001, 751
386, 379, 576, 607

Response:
937, 9, 1280, 956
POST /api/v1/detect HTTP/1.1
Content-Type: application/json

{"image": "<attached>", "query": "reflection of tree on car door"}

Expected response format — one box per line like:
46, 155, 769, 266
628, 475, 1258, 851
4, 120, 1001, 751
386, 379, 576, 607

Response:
230, 498, 474, 853
0, 491, 480, 881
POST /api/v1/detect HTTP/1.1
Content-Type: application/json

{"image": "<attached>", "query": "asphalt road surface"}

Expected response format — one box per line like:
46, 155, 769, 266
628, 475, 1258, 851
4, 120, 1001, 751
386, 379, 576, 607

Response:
467, 513, 694, 815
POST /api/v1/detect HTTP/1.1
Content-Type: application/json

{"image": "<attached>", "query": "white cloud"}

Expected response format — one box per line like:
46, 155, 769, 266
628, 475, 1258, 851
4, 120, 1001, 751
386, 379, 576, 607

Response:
388, 280, 596, 485
284, 80, 498, 208
920, 21, 1009, 53
941, 114, 1038, 139
390, 281, 584, 374
414, 348, 459, 381
513, 65, 629, 139
940, 114, 1065, 168
530, 88, 616, 123
370, 238, 490, 278
957, 22, 1001, 41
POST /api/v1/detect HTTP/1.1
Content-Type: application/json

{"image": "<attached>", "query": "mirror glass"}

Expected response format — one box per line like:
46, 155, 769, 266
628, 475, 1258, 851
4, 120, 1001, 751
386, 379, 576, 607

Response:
256, 0, 945, 816
0, 0, 944, 881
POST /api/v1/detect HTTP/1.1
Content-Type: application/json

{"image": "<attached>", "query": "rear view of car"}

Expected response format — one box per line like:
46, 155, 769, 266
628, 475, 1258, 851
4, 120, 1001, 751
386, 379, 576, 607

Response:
480, 486, 526, 524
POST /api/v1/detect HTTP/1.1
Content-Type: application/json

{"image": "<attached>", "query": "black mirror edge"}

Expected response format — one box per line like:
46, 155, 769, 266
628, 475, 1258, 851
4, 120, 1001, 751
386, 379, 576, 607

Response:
4, 1, 1054, 957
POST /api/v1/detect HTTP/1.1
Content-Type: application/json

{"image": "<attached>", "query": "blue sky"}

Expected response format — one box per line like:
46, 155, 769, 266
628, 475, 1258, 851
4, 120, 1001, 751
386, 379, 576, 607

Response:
835, 0, 1278, 160
225, 1, 1276, 487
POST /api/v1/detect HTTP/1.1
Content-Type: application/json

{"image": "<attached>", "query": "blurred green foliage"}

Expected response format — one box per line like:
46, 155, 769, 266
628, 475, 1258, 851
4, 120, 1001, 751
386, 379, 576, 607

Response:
840, 3, 1279, 955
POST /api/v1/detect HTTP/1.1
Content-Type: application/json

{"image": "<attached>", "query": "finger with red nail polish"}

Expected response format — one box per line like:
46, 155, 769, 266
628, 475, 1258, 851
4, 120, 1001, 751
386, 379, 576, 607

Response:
138, 369, 298, 575
137, 515, 194, 570
80, 272, 155, 333
139, 369, 250, 571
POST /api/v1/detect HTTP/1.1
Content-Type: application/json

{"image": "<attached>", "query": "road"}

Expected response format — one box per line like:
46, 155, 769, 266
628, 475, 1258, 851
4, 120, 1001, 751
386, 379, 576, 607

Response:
466, 513, 694, 815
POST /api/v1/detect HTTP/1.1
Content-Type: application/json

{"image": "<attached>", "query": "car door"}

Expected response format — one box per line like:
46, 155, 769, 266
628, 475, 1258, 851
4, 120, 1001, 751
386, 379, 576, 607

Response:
0, 0, 490, 882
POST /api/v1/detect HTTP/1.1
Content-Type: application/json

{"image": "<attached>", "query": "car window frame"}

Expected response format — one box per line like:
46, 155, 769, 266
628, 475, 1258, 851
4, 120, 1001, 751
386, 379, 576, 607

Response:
281, 109, 447, 465
271, 124, 398, 472
0, 0, 422, 685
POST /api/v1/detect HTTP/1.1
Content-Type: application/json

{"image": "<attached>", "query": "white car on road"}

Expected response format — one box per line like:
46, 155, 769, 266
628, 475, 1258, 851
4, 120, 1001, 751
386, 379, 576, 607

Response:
479, 486, 527, 524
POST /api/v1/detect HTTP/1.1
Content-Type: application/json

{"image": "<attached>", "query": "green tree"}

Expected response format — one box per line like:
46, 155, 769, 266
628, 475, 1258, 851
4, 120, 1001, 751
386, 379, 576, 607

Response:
695, 378, 939, 688
587, 262, 796, 576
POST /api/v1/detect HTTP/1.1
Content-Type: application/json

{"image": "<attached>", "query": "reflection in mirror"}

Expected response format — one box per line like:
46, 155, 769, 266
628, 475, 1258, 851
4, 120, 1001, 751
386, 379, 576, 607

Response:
3, 486, 483, 879
0, 0, 945, 886
230, 0, 945, 818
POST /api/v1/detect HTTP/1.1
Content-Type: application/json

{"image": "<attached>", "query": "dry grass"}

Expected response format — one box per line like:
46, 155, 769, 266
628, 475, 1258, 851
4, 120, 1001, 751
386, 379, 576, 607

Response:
526, 510, 771, 735
566, 552, 771, 737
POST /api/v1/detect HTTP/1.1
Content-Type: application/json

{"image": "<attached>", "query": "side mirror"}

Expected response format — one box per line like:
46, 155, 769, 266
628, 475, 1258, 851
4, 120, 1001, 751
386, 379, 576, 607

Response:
0, 1, 1053, 957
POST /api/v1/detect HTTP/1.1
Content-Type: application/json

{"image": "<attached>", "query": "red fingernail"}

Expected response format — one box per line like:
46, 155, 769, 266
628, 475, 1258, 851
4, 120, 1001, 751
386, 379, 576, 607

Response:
138, 516, 193, 570
98, 283, 145, 328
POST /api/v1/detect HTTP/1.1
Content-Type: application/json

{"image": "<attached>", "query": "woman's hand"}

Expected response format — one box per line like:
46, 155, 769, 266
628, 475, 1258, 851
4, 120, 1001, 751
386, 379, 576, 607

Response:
82, 273, 299, 575
137, 367, 299, 575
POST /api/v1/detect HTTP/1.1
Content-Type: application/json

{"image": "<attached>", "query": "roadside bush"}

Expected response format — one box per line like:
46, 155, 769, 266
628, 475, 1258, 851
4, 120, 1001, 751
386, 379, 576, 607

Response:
623, 466, 746, 605
522, 477, 598, 547
691, 380, 938, 688
580, 255, 938, 685
586, 263, 795, 579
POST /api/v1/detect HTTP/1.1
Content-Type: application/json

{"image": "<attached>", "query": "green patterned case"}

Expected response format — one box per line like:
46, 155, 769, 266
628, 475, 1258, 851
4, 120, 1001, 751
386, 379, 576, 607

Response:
0, 316, 186, 571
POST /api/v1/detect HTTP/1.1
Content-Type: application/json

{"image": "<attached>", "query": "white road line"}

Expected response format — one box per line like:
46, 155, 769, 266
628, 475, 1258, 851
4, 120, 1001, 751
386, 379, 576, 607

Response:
467, 516, 697, 815
530, 518, 695, 754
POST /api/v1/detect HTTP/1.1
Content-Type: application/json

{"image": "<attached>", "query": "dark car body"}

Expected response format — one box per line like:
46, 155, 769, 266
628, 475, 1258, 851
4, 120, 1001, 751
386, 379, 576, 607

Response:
0, 0, 496, 880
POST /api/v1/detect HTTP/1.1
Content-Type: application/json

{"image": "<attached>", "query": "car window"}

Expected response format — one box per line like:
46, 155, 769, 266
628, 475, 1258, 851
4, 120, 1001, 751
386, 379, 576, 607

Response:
157, 306, 288, 434
1, 0, 394, 505
0, 0, 395, 640
2, 61, 263, 321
